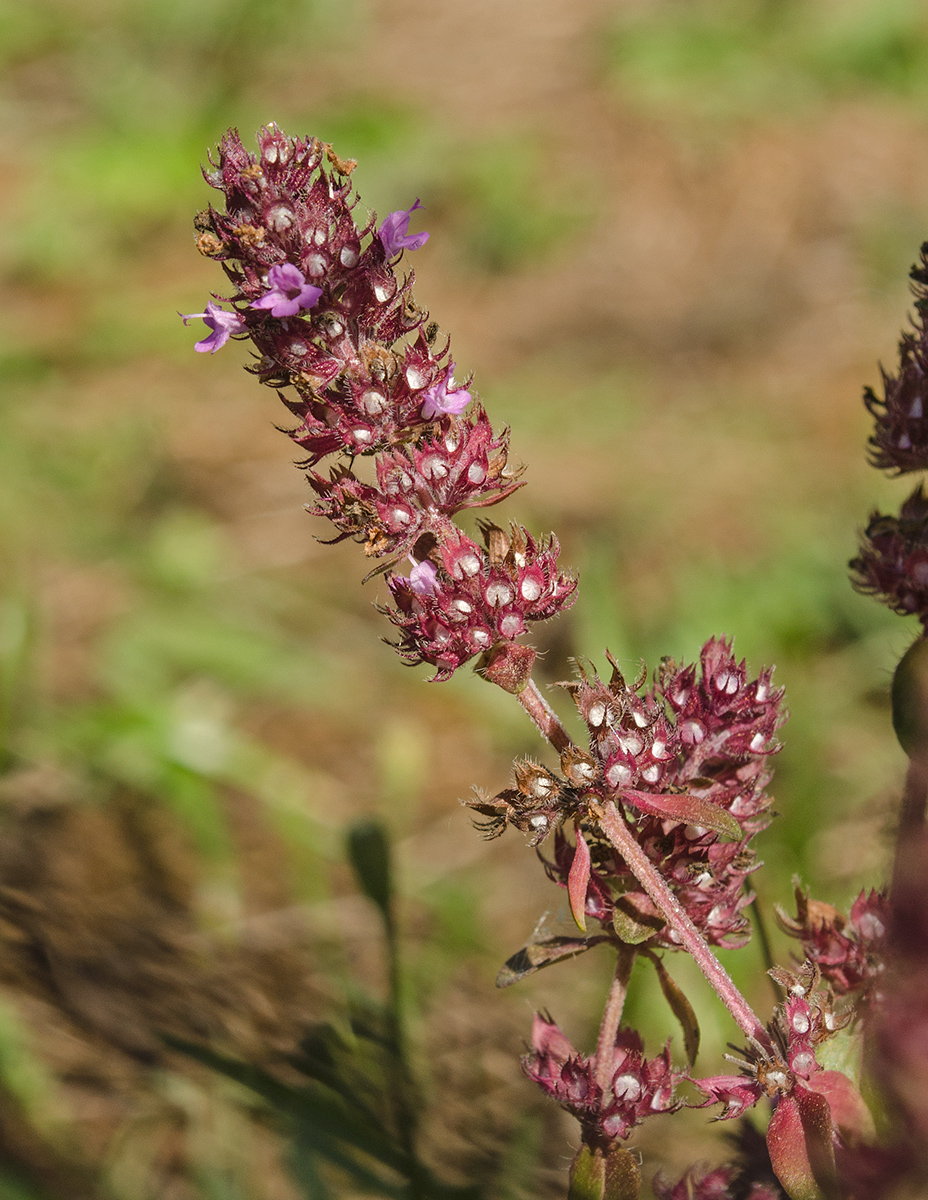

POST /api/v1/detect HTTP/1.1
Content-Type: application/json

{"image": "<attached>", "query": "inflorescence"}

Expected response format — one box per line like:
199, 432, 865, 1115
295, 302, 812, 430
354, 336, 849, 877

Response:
185, 125, 928, 1200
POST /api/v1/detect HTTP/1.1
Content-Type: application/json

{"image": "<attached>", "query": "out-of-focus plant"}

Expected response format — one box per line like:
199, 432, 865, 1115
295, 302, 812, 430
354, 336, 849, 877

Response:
178, 123, 928, 1199
607, 0, 928, 124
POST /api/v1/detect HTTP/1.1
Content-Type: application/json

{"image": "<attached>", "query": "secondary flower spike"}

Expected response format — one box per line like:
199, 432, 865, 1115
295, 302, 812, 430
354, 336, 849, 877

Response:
180, 301, 246, 353
863, 242, 928, 474
523, 1013, 681, 1145
378, 199, 429, 258
250, 263, 322, 317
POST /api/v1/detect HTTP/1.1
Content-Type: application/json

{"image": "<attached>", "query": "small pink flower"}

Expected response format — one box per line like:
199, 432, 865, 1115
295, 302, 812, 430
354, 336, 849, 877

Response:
251, 264, 322, 317
408, 556, 438, 595
378, 199, 429, 258
179, 301, 246, 353
421, 366, 472, 420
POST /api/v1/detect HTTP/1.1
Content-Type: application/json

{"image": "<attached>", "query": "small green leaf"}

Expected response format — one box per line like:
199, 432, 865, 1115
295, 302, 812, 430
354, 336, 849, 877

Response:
611, 896, 663, 945
649, 955, 700, 1066
604, 1146, 641, 1200
815, 1020, 864, 1089
569, 1145, 604, 1200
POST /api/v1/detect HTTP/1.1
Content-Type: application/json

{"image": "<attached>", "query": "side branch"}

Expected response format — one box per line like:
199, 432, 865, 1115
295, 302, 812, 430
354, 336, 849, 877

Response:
594, 945, 637, 1090
596, 801, 770, 1050
516, 677, 574, 755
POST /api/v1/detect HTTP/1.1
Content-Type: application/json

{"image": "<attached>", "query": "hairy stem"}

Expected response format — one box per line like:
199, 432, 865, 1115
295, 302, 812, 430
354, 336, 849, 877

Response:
517, 677, 574, 754
597, 801, 770, 1049
594, 945, 637, 1091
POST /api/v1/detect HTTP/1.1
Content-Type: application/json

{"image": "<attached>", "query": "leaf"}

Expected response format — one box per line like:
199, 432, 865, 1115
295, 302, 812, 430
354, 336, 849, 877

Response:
604, 1147, 641, 1200
287, 1134, 335, 1200
289, 1122, 404, 1199
805, 1069, 875, 1143
650, 955, 700, 1066
495, 933, 610, 987
814, 1020, 864, 1090
611, 895, 663, 945
620, 788, 742, 840
891, 635, 928, 757
284, 1021, 390, 1134
766, 1089, 835, 1200
568, 1145, 604, 1200
568, 826, 592, 932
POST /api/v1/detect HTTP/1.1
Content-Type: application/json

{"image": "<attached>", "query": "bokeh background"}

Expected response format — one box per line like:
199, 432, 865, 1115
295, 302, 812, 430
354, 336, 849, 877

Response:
0, 0, 925, 1195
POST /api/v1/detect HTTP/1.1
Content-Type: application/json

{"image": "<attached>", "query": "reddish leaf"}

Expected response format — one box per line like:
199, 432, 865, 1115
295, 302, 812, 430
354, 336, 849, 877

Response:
795, 1086, 838, 1196
766, 1088, 836, 1200
568, 825, 592, 932
621, 789, 742, 840
806, 1069, 875, 1143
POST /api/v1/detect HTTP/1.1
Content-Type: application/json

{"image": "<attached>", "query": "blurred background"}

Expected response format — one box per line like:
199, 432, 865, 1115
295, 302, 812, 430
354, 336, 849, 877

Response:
0, 0, 925, 1195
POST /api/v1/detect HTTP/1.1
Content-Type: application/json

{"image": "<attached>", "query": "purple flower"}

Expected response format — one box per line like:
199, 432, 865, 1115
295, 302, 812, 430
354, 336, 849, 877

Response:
251, 264, 322, 318
421, 367, 472, 420
179, 301, 246, 353
378, 199, 429, 258
408, 556, 438, 595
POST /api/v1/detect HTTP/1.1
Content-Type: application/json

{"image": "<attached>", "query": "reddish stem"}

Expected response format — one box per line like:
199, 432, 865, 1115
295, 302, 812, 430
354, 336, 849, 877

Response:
597, 801, 770, 1049
517, 677, 574, 754
594, 945, 637, 1091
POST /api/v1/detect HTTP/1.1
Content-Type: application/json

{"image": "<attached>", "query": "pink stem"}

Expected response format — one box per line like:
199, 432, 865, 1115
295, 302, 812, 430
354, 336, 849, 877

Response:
517, 677, 574, 754
594, 944, 637, 1091
597, 801, 770, 1049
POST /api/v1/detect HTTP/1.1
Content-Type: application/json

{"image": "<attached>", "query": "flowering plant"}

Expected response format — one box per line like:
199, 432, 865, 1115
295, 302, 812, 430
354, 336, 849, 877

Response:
182, 123, 928, 1200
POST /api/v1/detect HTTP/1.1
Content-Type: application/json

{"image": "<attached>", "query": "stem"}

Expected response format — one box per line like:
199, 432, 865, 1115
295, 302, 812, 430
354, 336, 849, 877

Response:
594, 945, 637, 1091
891, 754, 928, 901
597, 801, 770, 1049
517, 677, 574, 754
